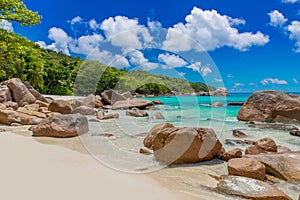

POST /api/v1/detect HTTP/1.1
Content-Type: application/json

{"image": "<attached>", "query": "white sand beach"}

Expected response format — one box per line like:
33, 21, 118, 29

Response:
0, 130, 193, 200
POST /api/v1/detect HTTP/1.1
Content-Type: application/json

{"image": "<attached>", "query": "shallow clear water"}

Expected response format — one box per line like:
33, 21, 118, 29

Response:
79, 94, 300, 199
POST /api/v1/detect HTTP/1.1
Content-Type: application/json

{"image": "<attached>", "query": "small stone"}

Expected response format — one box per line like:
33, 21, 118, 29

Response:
140, 147, 153, 155
221, 148, 243, 161
232, 130, 247, 138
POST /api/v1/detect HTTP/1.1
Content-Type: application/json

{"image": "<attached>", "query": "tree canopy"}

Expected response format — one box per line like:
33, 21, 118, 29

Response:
0, 0, 41, 26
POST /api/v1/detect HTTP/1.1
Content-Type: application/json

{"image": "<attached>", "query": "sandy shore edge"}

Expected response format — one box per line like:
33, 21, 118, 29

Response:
0, 129, 192, 200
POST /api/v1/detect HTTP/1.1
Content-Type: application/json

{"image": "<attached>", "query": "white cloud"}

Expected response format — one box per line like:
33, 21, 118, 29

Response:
139, 62, 159, 71
163, 7, 269, 52
89, 19, 99, 30
293, 78, 299, 84
187, 62, 202, 73
100, 16, 152, 49
261, 78, 288, 85
282, 0, 299, 3
178, 72, 186, 76
288, 21, 300, 52
0, 20, 14, 32
201, 66, 212, 77
234, 83, 245, 88
69, 33, 103, 55
127, 50, 149, 66
37, 27, 72, 55
268, 10, 288, 27
214, 78, 223, 82
228, 17, 246, 26
158, 53, 187, 68
249, 82, 257, 87
227, 74, 234, 78
87, 49, 130, 69
69, 16, 83, 25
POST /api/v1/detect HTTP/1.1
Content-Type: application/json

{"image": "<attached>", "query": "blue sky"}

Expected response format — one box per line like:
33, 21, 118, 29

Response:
2, 0, 300, 92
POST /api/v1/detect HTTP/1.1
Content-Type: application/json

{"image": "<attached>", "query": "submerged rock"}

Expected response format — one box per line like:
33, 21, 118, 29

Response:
232, 129, 247, 138
126, 108, 149, 117
32, 114, 89, 138
245, 152, 300, 182
210, 102, 224, 107
143, 123, 223, 164
150, 112, 165, 120
228, 102, 244, 106
215, 175, 292, 200
238, 90, 300, 123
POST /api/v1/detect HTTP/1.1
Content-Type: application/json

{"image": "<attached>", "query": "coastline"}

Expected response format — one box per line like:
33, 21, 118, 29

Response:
0, 127, 194, 200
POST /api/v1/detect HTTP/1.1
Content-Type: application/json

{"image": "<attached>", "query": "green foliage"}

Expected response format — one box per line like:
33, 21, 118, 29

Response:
0, 0, 41, 26
0, 28, 214, 96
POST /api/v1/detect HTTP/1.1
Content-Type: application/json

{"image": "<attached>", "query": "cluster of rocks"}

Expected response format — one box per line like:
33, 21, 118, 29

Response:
140, 123, 299, 199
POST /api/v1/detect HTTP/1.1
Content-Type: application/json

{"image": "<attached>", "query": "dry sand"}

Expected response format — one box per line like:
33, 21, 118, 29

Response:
0, 128, 193, 200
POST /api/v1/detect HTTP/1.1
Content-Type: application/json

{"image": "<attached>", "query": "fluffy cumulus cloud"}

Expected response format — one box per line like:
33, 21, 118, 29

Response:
234, 83, 245, 88
288, 21, 300, 52
37, 27, 72, 55
268, 10, 288, 27
100, 16, 152, 49
261, 78, 288, 85
0, 20, 14, 32
163, 7, 269, 52
87, 49, 129, 68
89, 19, 99, 30
282, 0, 300, 3
69, 33, 103, 55
158, 53, 187, 68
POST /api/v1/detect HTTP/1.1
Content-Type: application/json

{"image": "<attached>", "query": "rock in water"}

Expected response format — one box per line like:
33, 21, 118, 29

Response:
0, 85, 12, 103
5, 78, 36, 106
150, 112, 165, 120
143, 123, 223, 164
245, 152, 300, 182
210, 102, 224, 107
23, 81, 47, 103
126, 108, 149, 117
32, 114, 89, 138
48, 100, 72, 114
215, 175, 292, 200
237, 90, 300, 123
112, 99, 153, 110
228, 158, 266, 180
255, 137, 277, 152
221, 148, 242, 161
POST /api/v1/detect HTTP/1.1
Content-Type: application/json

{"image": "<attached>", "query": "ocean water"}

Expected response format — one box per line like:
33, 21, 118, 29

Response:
79, 93, 300, 199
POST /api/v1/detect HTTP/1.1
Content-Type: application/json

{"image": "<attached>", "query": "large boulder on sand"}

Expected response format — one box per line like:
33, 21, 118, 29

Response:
23, 81, 47, 103
143, 123, 223, 164
5, 78, 36, 106
245, 152, 300, 182
73, 105, 95, 115
48, 100, 73, 114
32, 114, 89, 138
112, 99, 153, 110
228, 157, 266, 180
100, 89, 126, 105
0, 109, 42, 125
0, 85, 12, 103
215, 175, 292, 200
237, 90, 300, 123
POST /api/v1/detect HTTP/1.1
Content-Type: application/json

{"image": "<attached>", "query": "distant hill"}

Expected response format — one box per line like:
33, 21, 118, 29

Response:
0, 28, 215, 95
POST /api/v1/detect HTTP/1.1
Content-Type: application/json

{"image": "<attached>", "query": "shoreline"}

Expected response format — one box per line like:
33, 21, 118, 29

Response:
0, 127, 194, 200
